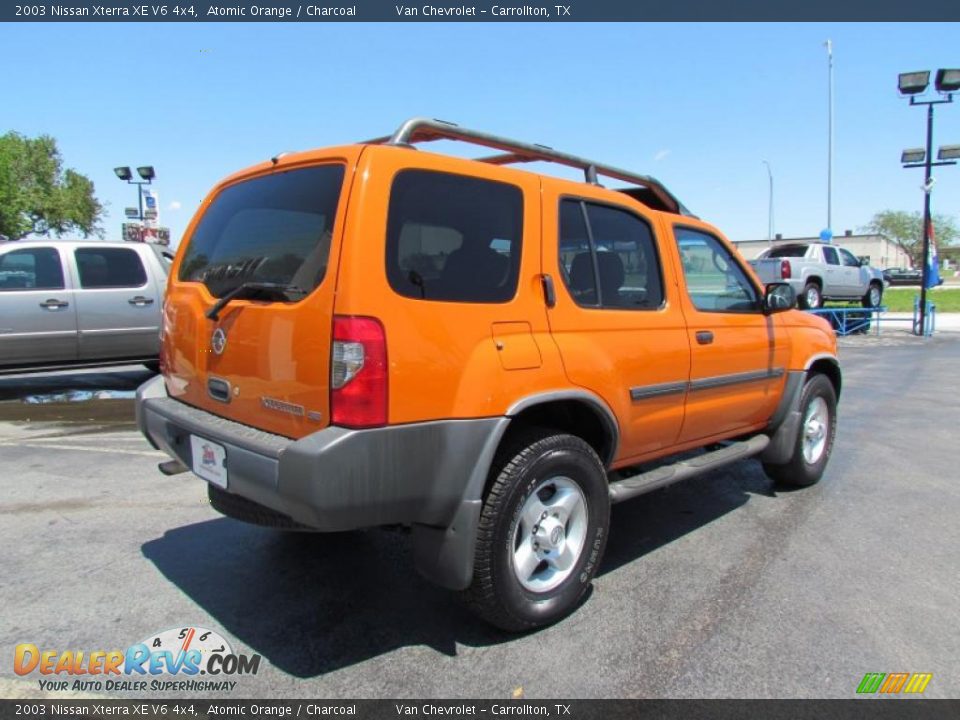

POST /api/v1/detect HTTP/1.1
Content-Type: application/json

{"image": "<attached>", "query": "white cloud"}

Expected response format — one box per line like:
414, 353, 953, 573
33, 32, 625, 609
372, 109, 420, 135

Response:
654, 149, 671, 162
168, 201, 182, 211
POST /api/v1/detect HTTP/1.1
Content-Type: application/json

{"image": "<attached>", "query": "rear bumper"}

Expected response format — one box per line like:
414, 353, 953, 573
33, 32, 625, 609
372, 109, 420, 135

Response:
136, 375, 506, 535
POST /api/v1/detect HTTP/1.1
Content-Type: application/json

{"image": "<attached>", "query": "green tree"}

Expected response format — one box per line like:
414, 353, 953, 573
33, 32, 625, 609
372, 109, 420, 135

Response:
0, 132, 104, 241
862, 210, 959, 268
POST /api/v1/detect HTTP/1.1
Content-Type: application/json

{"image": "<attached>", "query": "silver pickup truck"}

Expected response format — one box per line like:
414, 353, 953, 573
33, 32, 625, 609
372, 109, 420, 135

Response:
0, 240, 171, 374
748, 242, 887, 310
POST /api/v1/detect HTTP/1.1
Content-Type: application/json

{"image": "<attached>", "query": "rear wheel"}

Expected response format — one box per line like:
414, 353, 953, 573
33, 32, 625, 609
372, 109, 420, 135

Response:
799, 282, 822, 310
763, 374, 837, 488
463, 430, 610, 632
862, 282, 883, 308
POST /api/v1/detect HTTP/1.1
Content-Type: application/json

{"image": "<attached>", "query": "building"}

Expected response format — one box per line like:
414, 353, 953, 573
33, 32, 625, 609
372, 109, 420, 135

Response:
732, 231, 913, 269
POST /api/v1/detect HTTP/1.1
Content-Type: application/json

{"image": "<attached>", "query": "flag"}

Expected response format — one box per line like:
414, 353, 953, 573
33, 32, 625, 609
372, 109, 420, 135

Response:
926, 219, 941, 289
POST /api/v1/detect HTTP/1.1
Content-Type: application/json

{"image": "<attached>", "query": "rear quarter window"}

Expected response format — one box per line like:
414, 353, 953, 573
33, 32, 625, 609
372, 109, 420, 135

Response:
179, 164, 345, 298
385, 169, 523, 303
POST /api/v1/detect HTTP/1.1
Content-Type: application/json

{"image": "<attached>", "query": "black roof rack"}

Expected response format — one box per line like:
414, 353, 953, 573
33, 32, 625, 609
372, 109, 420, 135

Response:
364, 117, 693, 216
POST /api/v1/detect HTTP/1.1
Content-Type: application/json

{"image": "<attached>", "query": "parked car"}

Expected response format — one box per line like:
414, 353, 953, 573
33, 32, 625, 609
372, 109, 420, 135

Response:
748, 242, 887, 309
0, 241, 169, 374
137, 117, 841, 631
882, 267, 923, 286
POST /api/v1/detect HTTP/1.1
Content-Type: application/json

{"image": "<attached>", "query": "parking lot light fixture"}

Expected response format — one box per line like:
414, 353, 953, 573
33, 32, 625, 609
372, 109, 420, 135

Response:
115, 164, 156, 225
899, 71, 931, 95
935, 69, 960, 94
899, 69, 957, 336
901, 148, 926, 164
938, 145, 960, 161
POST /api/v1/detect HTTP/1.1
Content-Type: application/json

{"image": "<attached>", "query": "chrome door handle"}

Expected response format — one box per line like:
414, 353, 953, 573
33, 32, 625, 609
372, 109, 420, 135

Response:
696, 330, 714, 345
39, 299, 69, 310
128, 296, 155, 305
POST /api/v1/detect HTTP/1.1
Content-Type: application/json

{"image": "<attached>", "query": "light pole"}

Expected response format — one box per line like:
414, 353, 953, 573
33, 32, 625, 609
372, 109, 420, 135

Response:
825, 40, 834, 234
762, 160, 774, 240
898, 69, 959, 336
113, 165, 155, 222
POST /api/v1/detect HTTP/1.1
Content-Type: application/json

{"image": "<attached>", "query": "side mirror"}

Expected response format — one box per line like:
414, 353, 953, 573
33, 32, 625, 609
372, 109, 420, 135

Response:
764, 282, 796, 313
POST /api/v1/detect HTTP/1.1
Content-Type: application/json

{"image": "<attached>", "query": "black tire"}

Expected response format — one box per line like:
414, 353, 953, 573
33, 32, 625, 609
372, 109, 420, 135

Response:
208, 484, 314, 531
462, 430, 610, 632
799, 282, 822, 310
763, 374, 837, 488
861, 282, 883, 309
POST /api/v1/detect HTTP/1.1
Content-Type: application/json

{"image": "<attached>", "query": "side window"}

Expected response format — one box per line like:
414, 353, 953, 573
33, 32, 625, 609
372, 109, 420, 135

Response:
558, 199, 664, 309
822, 246, 840, 266
0, 248, 64, 291
386, 170, 523, 303
839, 249, 860, 267
75, 248, 147, 289
675, 227, 760, 313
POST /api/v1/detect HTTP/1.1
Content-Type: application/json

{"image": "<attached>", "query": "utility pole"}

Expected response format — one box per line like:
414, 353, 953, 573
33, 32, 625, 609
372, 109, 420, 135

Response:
762, 160, 774, 240
825, 39, 834, 233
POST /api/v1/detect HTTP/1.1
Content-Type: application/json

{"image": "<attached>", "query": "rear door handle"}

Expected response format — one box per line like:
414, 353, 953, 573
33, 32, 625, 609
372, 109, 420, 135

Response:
541, 274, 557, 308
39, 299, 69, 310
696, 330, 714, 345
128, 296, 155, 306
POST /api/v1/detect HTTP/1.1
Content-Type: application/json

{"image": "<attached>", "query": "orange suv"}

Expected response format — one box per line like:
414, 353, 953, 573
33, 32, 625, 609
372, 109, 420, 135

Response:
137, 118, 841, 631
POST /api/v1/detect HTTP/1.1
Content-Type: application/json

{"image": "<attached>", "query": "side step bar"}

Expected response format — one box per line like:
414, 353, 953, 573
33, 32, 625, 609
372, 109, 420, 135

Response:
608, 434, 770, 504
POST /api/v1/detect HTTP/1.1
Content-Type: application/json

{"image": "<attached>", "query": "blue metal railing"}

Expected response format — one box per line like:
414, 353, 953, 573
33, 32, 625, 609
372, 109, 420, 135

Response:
807, 306, 884, 336
805, 298, 936, 337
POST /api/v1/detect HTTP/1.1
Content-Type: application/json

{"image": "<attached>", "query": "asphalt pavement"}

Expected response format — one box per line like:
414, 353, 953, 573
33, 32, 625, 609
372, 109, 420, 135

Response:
1, 336, 958, 699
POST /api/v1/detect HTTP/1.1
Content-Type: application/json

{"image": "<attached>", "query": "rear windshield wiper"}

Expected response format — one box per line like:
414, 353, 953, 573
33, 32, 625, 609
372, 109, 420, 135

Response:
205, 282, 307, 321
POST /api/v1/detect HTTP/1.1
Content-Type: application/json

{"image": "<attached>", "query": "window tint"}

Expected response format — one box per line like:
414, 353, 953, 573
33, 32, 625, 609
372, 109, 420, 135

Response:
822, 246, 840, 265
75, 248, 147, 288
558, 199, 663, 309
766, 245, 808, 258
386, 170, 523, 303
179, 165, 345, 298
0, 248, 64, 291
676, 227, 759, 312
839, 248, 860, 267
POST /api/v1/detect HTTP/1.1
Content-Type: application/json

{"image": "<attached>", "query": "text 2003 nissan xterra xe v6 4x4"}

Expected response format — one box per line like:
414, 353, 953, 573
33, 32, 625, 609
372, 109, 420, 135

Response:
137, 118, 840, 631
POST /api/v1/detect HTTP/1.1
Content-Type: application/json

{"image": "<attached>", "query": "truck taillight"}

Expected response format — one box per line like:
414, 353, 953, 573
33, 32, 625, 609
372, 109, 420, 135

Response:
780, 260, 791, 280
331, 315, 388, 428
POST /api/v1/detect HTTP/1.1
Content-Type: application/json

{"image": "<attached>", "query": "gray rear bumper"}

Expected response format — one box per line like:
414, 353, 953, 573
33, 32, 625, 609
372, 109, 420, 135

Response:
136, 375, 508, 588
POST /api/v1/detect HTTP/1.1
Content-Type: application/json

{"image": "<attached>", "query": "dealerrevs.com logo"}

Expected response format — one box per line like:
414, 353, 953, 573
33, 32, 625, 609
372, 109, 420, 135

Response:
14, 626, 262, 693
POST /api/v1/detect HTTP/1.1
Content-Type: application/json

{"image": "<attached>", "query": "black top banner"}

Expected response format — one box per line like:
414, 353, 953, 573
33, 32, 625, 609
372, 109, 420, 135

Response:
2, 700, 960, 720
3, 0, 960, 22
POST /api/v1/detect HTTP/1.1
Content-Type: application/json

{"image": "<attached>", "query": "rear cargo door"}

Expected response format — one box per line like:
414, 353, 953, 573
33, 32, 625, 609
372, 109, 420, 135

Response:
165, 159, 353, 438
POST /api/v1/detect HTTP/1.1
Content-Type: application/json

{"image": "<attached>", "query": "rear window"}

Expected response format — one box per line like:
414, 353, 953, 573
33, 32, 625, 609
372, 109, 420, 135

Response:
385, 170, 523, 303
0, 248, 64, 291
179, 164, 345, 298
765, 245, 808, 258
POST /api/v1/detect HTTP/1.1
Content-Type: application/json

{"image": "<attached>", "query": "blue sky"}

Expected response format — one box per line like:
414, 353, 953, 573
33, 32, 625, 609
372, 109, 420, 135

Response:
2, 22, 959, 245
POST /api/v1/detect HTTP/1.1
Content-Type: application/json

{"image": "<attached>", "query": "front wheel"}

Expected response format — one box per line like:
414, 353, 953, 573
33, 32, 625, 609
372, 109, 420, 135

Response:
862, 283, 883, 308
463, 431, 610, 632
763, 374, 837, 488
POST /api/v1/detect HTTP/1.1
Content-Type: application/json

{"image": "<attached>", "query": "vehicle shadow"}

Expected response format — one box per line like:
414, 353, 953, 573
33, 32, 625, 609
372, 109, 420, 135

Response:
141, 460, 774, 678
0, 367, 153, 402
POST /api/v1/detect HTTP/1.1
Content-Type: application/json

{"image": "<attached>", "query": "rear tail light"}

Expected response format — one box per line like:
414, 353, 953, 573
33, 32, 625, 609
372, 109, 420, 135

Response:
780, 259, 792, 280
331, 315, 387, 428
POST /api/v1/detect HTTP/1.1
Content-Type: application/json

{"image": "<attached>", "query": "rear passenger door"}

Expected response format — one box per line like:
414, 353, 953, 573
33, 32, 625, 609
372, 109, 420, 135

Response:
0, 245, 77, 367
670, 225, 790, 443
543, 190, 690, 464
71, 246, 161, 360
820, 245, 845, 297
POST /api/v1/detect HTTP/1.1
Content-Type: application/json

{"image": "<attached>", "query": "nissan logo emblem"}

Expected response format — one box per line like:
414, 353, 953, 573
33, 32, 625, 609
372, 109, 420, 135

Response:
211, 328, 227, 355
